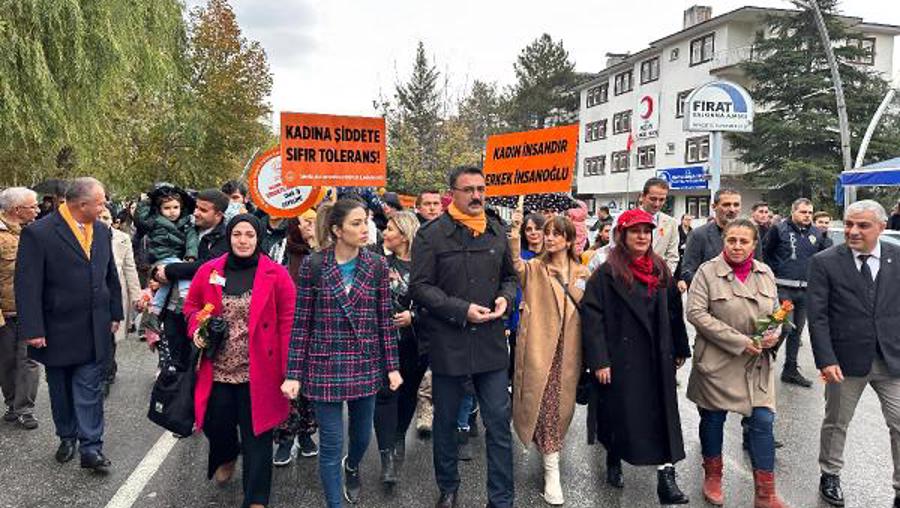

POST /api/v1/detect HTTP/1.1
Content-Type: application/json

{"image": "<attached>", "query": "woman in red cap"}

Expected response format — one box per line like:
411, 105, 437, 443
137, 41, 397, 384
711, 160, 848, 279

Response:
581, 208, 691, 505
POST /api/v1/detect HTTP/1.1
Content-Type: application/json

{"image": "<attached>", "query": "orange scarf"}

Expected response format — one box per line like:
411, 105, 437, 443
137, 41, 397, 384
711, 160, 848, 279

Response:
448, 203, 486, 237
59, 202, 93, 258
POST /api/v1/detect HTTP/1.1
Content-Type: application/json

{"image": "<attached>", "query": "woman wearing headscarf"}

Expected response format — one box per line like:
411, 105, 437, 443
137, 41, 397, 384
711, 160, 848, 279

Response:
581, 209, 691, 505
509, 208, 589, 505
281, 199, 401, 508
184, 214, 297, 508
686, 219, 784, 508
272, 210, 321, 466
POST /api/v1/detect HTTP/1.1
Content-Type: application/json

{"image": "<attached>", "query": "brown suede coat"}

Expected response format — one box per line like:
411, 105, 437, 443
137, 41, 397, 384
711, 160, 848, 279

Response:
510, 237, 589, 448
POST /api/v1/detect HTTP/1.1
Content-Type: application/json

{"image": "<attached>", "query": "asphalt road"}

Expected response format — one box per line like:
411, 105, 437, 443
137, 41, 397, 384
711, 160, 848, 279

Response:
0, 330, 896, 508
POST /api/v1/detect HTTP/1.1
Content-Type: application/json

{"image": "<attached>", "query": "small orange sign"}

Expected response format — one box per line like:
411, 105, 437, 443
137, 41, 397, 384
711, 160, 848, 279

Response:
248, 147, 323, 218
484, 124, 579, 197
398, 194, 417, 209
280, 112, 386, 187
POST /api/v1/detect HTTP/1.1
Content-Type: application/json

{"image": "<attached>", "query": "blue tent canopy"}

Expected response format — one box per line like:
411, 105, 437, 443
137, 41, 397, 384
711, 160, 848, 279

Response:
840, 157, 900, 186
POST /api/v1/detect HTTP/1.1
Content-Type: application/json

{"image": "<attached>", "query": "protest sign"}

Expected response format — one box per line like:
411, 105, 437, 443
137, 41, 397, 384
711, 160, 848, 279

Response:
280, 112, 386, 187
483, 124, 579, 197
248, 146, 323, 218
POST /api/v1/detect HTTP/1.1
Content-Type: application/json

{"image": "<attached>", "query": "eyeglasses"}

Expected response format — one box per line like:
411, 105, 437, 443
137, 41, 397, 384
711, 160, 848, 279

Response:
452, 186, 486, 195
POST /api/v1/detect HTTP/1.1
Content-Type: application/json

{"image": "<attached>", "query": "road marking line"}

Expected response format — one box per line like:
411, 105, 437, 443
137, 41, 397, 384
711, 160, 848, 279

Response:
104, 432, 178, 508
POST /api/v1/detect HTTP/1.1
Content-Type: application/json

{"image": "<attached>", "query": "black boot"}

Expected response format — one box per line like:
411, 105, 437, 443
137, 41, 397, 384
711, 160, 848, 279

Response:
657, 466, 689, 505
457, 428, 473, 461
380, 449, 398, 485
394, 436, 406, 469
781, 364, 813, 388
467, 408, 479, 437
606, 455, 624, 488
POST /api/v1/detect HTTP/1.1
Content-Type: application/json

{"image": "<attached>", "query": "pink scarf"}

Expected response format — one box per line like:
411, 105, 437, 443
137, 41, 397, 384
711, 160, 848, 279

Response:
723, 251, 754, 283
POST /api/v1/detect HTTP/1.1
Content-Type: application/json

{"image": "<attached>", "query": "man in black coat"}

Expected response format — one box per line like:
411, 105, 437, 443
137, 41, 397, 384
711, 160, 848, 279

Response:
808, 200, 900, 508
410, 166, 517, 508
761, 197, 828, 388
154, 189, 229, 372
15, 177, 123, 472
678, 189, 741, 291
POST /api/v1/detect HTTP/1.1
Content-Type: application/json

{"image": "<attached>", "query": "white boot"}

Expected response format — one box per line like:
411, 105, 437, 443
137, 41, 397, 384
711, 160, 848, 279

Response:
542, 452, 564, 505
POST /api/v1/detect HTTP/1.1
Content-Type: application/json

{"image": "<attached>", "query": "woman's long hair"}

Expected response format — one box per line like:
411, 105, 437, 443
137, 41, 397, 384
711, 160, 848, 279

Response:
537, 215, 580, 265
605, 225, 671, 289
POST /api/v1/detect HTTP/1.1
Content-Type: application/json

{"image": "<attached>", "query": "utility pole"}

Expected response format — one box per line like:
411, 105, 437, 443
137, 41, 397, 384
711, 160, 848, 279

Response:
802, 0, 854, 200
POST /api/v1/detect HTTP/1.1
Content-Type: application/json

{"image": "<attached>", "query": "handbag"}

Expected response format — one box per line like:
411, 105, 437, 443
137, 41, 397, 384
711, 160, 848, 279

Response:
147, 348, 200, 436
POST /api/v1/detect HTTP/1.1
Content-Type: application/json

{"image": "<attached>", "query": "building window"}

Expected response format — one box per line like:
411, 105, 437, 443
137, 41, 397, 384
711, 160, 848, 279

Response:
686, 196, 711, 219
583, 155, 606, 176
686, 135, 710, 163
670, 48, 680, 61
613, 70, 633, 95
586, 83, 609, 107
612, 110, 632, 135
676, 89, 693, 118
640, 57, 660, 84
611, 150, 630, 173
637, 145, 656, 169
690, 33, 715, 66
585, 120, 607, 142
846, 37, 875, 65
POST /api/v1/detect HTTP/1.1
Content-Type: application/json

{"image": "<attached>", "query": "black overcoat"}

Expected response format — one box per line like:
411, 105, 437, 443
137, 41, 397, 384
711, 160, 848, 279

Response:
581, 263, 690, 466
14, 212, 123, 367
409, 212, 518, 376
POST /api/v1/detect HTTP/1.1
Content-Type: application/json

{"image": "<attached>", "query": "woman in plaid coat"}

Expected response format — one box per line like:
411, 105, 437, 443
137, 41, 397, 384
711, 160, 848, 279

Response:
282, 199, 402, 508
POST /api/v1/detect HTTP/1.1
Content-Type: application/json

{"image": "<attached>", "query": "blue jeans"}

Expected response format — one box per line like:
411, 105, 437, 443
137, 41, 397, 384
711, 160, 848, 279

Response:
457, 393, 475, 430
433, 368, 514, 508
45, 361, 106, 455
315, 396, 377, 508
151, 257, 191, 312
699, 406, 775, 471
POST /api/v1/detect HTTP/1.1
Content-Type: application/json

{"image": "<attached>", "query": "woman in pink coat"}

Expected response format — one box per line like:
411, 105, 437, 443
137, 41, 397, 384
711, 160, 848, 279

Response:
184, 214, 296, 508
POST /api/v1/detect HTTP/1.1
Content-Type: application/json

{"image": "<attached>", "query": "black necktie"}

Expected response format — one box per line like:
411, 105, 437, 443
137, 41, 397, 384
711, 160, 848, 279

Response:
858, 254, 876, 304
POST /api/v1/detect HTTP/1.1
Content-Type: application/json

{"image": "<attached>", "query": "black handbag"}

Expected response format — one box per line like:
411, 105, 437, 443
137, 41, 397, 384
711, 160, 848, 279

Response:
148, 348, 199, 436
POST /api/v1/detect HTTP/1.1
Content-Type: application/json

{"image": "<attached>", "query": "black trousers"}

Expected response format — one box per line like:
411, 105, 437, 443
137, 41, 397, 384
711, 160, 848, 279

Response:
204, 382, 273, 508
374, 337, 428, 450
162, 311, 191, 372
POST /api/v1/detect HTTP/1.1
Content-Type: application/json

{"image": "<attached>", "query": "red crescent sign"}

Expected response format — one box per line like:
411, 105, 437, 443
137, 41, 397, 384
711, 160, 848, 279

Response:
641, 96, 654, 119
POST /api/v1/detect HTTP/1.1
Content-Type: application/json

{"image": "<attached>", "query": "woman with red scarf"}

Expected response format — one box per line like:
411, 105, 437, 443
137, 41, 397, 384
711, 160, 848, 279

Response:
582, 208, 691, 505
685, 218, 785, 508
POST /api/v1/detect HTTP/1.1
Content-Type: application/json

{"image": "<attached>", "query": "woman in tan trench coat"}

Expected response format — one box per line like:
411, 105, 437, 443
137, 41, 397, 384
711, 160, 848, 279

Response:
510, 208, 589, 506
686, 219, 785, 508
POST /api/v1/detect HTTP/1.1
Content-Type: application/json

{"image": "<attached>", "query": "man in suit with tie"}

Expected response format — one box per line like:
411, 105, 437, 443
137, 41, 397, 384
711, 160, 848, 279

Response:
808, 199, 900, 508
639, 177, 680, 274
15, 177, 123, 472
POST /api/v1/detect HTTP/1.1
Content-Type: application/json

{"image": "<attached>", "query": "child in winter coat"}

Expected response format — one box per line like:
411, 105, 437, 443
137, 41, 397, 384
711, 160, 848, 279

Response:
134, 187, 198, 355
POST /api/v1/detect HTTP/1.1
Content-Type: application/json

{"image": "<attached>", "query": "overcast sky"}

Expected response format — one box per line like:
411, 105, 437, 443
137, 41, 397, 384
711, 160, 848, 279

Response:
190, 0, 900, 124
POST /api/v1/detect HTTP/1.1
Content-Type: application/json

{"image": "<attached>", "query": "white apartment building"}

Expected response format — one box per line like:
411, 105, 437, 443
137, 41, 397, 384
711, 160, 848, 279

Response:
575, 5, 900, 220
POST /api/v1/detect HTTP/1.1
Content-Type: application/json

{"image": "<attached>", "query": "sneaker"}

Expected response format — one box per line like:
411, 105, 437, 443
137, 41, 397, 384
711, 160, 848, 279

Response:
16, 414, 38, 430
297, 433, 318, 457
342, 456, 361, 504
273, 437, 295, 467
2, 408, 17, 423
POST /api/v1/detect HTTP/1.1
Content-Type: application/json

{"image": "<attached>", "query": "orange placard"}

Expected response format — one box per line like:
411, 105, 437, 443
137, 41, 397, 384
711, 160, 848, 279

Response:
484, 124, 579, 197
398, 194, 417, 209
248, 147, 323, 218
280, 112, 386, 187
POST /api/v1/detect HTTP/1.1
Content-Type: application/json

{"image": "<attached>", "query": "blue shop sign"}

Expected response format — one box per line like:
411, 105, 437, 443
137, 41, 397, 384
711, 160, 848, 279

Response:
657, 165, 708, 190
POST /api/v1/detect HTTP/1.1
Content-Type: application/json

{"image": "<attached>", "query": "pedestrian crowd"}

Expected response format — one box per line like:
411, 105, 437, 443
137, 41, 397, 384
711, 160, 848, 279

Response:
2, 170, 899, 508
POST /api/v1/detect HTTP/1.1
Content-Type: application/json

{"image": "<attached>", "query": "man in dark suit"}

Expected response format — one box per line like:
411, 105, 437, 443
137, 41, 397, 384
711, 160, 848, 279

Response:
15, 177, 123, 472
808, 199, 900, 508
410, 166, 518, 508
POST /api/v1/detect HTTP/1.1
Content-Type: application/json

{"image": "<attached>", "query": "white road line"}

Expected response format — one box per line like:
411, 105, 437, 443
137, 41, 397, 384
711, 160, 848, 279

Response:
104, 432, 179, 508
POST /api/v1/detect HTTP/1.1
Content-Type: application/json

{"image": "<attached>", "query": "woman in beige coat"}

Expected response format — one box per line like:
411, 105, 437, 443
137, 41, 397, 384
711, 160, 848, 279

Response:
686, 219, 785, 508
510, 208, 589, 506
